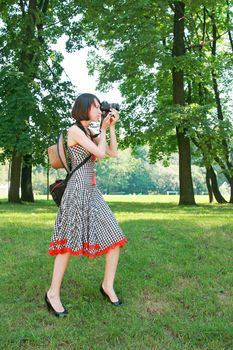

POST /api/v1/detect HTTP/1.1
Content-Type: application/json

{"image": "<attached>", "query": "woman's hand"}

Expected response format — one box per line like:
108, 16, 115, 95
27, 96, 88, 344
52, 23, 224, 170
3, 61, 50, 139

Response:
101, 115, 112, 131
108, 108, 119, 126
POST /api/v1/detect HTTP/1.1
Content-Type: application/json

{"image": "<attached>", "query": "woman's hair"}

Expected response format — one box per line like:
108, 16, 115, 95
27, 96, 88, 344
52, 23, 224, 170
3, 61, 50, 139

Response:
71, 93, 100, 121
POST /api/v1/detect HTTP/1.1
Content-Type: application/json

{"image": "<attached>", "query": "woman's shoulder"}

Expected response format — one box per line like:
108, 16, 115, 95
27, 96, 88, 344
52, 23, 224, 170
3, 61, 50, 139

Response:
68, 123, 83, 136
67, 124, 86, 147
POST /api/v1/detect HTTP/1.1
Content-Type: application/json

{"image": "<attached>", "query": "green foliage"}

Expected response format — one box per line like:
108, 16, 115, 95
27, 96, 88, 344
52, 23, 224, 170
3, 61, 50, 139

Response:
1, 1, 232, 201
0, 1, 76, 164
25, 148, 208, 195
96, 149, 156, 194
66, 0, 233, 172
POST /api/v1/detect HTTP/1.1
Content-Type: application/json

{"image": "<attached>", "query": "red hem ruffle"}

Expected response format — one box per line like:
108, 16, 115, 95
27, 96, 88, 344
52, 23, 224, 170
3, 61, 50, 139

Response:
48, 238, 128, 259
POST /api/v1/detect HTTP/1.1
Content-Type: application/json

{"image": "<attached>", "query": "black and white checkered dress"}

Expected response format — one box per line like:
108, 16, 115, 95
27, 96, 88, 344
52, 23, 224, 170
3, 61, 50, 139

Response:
48, 144, 128, 258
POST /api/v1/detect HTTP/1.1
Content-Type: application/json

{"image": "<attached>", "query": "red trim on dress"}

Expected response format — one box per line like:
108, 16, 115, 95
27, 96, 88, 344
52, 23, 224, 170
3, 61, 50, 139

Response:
48, 238, 128, 259
49, 239, 67, 247
83, 242, 100, 250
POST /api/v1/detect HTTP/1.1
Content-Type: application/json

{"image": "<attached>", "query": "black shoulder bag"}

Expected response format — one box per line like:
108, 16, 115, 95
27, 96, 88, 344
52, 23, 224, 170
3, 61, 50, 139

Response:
49, 154, 91, 207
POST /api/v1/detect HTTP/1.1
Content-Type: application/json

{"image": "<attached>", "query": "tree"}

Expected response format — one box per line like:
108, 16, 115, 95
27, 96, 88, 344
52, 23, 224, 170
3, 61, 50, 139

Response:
172, 1, 195, 204
184, 3, 233, 202
0, 0, 75, 203
29, 148, 207, 195
65, 0, 232, 204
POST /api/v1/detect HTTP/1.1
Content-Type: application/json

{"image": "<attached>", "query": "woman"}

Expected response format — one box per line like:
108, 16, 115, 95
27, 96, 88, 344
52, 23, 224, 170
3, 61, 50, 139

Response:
45, 93, 128, 317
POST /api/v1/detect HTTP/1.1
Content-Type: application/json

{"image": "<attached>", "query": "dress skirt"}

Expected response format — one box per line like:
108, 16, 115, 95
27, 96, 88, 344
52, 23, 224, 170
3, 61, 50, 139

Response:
48, 144, 127, 258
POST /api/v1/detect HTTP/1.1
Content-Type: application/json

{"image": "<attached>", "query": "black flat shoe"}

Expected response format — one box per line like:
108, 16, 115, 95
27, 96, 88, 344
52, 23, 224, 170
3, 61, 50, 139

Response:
45, 293, 68, 317
100, 286, 123, 306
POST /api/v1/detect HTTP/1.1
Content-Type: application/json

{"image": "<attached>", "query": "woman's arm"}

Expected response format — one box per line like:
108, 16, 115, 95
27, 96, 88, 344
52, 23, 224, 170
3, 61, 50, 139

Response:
107, 125, 118, 157
93, 108, 119, 157
67, 117, 111, 158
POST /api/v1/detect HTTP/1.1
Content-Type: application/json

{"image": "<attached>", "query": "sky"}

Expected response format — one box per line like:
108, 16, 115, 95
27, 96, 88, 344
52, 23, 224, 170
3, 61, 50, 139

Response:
53, 36, 123, 104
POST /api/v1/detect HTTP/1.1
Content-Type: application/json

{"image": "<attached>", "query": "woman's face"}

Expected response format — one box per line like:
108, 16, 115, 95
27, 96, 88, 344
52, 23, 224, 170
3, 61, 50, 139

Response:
88, 99, 101, 122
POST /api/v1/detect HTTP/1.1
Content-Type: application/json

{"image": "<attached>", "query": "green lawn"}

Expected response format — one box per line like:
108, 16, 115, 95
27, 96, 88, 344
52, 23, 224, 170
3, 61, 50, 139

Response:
0, 195, 232, 350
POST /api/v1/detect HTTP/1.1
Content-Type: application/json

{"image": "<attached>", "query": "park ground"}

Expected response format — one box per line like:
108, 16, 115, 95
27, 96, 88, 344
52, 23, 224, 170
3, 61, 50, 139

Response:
0, 195, 232, 350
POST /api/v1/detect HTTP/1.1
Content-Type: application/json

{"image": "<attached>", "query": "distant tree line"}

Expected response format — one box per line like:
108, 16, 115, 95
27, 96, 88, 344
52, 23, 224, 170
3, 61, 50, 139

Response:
0, 147, 229, 197
96, 150, 208, 195
31, 149, 219, 196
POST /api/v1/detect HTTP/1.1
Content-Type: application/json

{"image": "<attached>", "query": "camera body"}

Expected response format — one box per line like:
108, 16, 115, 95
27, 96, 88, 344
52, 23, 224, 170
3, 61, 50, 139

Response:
100, 101, 120, 119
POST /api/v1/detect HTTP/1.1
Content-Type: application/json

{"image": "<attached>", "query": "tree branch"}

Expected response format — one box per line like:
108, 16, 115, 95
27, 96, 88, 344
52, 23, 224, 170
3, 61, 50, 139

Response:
19, 0, 25, 16
226, 0, 233, 52
202, 6, 206, 45
168, 1, 175, 13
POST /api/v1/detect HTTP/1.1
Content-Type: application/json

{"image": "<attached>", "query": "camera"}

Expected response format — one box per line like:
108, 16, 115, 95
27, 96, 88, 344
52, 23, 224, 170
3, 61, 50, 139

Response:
100, 101, 120, 119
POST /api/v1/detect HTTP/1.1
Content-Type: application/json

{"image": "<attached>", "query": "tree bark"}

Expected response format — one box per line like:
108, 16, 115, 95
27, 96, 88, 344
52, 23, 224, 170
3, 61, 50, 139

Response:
219, 170, 233, 204
210, 12, 233, 202
21, 155, 34, 202
228, 178, 233, 203
191, 136, 225, 203
8, 149, 22, 203
173, 1, 195, 205
207, 166, 227, 203
47, 163, 50, 200
205, 168, 213, 203
226, 0, 233, 52
214, 155, 233, 203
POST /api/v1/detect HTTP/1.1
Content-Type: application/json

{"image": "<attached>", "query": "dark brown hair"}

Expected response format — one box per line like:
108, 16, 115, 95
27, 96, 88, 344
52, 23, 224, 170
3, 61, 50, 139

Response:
71, 93, 100, 121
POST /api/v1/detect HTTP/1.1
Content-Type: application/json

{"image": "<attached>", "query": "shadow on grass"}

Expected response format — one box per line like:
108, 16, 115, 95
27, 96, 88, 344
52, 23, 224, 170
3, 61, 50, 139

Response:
107, 201, 233, 215
0, 199, 233, 216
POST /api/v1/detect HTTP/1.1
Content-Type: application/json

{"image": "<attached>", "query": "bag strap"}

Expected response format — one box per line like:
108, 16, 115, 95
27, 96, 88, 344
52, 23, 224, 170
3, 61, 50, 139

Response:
56, 132, 70, 173
64, 153, 92, 184
75, 121, 100, 139
75, 121, 87, 135
60, 122, 97, 183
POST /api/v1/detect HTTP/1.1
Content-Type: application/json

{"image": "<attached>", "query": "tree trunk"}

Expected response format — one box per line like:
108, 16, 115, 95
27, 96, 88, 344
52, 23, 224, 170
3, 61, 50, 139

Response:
222, 173, 233, 203
173, 1, 195, 205
8, 149, 22, 203
205, 168, 213, 203
207, 166, 227, 203
210, 13, 233, 201
47, 164, 50, 200
228, 178, 233, 203
220, 171, 233, 204
21, 154, 34, 202
226, 0, 233, 52
7, 1, 50, 203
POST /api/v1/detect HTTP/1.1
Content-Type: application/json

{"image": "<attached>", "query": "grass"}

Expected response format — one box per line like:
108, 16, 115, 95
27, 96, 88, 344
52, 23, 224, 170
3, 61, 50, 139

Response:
0, 195, 232, 350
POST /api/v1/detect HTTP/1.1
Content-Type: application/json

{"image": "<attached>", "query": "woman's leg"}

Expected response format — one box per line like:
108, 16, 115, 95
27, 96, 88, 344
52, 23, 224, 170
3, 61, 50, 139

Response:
102, 246, 120, 302
47, 252, 71, 312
